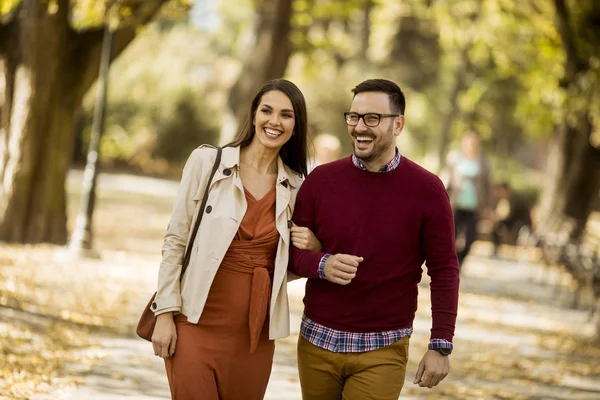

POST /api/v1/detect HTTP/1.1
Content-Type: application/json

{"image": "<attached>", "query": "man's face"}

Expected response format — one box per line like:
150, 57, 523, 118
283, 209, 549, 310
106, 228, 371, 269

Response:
495, 186, 509, 199
347, 92, 403, 163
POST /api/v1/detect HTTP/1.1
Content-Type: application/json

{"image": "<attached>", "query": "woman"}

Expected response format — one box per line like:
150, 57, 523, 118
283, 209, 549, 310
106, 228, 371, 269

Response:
151, 79, 319, 399
441, 130, 492, 268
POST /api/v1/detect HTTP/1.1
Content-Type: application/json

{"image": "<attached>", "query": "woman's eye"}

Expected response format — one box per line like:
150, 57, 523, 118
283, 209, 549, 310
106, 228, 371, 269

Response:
261, 108, 271, 114
282, 113, 293, 118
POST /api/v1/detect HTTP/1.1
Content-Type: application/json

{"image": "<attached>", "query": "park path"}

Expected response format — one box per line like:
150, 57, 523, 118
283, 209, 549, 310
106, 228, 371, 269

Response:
58, 170, 600, 400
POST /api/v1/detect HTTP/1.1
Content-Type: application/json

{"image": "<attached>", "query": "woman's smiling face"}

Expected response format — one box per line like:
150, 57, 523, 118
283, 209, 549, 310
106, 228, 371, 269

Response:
252, 90, 295, 151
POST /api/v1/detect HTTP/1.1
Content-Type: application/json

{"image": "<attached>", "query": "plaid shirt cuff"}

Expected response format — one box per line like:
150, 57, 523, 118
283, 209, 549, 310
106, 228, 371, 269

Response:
318, 254, 331, 279
428, 339, 453, 350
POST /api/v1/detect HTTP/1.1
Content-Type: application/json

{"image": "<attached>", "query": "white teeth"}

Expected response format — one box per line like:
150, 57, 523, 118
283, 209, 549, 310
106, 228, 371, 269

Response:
265, 128, 282, 136
355, 136, 373, 141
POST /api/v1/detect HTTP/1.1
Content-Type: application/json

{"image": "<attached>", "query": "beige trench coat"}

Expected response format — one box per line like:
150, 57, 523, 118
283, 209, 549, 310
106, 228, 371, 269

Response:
152, 145, 302, 340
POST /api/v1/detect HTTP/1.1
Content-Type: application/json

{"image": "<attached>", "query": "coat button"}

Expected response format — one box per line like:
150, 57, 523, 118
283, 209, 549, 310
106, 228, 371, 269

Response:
287, 220, 293, 229
151, 302, 157, 310
206, 206, 212, 214
223, 169, 231, 176
281, 181, 288, 188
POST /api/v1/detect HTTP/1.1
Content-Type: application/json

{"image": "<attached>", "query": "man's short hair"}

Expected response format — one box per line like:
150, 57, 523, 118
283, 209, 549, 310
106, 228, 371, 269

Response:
351, 79, 406, 115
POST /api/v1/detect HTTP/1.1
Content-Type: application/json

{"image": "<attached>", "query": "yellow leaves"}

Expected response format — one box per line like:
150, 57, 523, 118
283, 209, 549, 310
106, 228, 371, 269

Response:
0, 185, 168, 398
293, 12, 313, 28
120, 6, 132, 17
48, 0, 59, 15
0, 0, 19, 15
0, 320, 88, 399
0, 242, 151, 335
71, 0, 106, 28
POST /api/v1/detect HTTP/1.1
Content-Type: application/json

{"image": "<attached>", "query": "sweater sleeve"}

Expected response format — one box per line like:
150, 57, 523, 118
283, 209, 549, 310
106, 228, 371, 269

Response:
422, 179, 460, 342
288, 174, 326, 279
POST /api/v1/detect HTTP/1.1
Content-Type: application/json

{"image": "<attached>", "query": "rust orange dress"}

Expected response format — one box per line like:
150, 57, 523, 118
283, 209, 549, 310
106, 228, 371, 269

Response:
165, 186, 279, 400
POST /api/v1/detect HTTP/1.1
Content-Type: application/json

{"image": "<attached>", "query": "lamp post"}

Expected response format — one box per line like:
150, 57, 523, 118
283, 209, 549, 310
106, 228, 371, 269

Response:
68, 20, 113, 257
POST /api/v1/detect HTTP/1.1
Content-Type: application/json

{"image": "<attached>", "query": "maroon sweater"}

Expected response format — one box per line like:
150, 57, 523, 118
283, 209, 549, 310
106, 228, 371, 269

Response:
289, 156, 460, 341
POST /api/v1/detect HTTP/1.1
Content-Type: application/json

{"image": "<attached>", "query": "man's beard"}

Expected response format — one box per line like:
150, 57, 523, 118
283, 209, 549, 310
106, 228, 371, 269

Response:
352, 124, 395, 162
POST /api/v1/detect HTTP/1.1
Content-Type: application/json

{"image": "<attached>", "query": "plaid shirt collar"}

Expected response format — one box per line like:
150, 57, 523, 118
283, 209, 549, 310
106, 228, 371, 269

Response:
352, 147, 401, 172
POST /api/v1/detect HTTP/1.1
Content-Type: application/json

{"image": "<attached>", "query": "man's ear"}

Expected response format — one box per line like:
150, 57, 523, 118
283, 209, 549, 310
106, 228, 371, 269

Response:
394, 115, 405, 136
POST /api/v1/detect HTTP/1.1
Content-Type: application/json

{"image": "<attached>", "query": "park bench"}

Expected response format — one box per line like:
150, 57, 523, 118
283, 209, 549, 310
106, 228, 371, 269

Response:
535, 227, 600, 320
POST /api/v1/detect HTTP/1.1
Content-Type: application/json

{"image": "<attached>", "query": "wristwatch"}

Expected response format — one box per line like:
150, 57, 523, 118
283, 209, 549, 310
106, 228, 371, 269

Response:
428, 344, 452, 356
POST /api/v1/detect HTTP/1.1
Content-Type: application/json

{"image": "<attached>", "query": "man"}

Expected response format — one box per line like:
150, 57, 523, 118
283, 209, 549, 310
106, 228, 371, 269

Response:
308, 133, 343, 173
440, 130, 492, 268
289, 79, 460, 400
490, 182, 532, 257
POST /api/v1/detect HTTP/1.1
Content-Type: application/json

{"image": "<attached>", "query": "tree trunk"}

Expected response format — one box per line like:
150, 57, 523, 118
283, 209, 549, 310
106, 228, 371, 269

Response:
0, 0, 169, 244
596, 299, 600, 341
537, 0, 600, 241
71, 108, 86, 165
388, 7, 441, 92
221, 0, 293, 143
358, 0, 373, 61
0, 1, 74, 244
437, 47, 469, 173
537, 117, 600, 239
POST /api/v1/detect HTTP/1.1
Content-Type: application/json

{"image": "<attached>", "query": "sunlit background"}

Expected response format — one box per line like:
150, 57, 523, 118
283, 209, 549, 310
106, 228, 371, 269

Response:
1, 0, 599, 399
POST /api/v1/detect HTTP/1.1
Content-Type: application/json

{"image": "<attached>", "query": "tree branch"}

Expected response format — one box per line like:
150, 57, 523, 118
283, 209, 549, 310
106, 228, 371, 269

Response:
553, 0, 584, 82
56, 0, 70, 30
68, 0, 170, 100
0, 4, 19, 56
0, 22, 8, 56
358, 0, 373, 61
227, 0, 293, 117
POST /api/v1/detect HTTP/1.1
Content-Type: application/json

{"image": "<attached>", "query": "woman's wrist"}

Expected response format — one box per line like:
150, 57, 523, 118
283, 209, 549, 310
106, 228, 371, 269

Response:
157, 312, 174, 320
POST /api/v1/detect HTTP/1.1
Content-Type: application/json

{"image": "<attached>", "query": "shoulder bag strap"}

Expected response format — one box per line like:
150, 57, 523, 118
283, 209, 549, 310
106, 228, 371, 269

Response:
180, 146, 222, 278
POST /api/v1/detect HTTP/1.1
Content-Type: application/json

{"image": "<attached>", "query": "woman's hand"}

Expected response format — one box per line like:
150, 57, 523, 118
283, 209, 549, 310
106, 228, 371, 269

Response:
151, 312, 177, 358
291, 223, 322, 252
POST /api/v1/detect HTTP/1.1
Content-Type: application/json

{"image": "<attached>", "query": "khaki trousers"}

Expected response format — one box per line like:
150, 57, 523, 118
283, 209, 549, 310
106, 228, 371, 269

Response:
297, 335, 409, 400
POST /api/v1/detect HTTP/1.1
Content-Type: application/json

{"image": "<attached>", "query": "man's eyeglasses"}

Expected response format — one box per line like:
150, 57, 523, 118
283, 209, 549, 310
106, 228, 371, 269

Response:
344, 112, 400, 127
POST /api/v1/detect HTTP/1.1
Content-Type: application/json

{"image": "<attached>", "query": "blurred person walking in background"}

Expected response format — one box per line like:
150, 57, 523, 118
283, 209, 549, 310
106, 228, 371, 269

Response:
441, 130, 492, 269
308, 133, 342, 173
150, 79, 319, 399
289, 79, 460, 400
490, 182, 533, 257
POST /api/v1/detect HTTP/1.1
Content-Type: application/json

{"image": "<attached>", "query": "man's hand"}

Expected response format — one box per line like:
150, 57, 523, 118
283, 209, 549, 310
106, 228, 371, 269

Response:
324, 254, 363, 285
413, 350, 450, 388
291, 223, 322, 252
